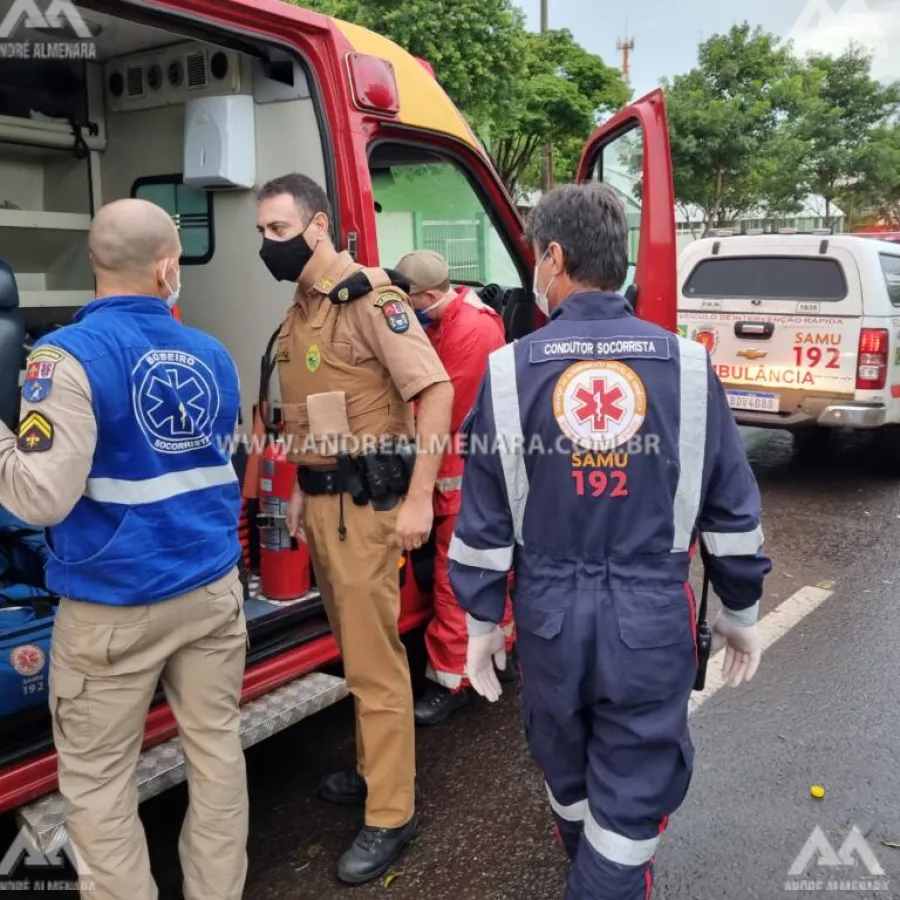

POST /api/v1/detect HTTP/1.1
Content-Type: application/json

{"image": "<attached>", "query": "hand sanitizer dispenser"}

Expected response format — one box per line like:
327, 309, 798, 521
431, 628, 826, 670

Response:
184, 95, 256, 189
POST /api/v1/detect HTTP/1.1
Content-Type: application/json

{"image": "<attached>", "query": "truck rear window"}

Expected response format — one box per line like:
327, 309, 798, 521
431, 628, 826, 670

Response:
879, 254, 900, 307
683, 256, 848, 301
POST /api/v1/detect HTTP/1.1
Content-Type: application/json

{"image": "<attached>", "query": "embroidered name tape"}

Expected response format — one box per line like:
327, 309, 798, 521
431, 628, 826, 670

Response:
530, 336, 672, 364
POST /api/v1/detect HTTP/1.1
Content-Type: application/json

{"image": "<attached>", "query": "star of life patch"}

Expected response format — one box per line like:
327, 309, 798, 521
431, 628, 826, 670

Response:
17, 411, 54, 453
132, 349, 220, 455
552, 360, 647, 451
9, 643, 46, 677
530, 336, 672, 365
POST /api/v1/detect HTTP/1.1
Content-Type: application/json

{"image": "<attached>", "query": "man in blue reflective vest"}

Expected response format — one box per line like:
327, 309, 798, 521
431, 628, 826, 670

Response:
0, 198, 247, 900
448, 183, 772, 899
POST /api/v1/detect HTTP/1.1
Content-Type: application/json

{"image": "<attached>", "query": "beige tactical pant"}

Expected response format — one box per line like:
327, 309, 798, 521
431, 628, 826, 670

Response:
48, 566, 249, 900
303, 495, 416, 829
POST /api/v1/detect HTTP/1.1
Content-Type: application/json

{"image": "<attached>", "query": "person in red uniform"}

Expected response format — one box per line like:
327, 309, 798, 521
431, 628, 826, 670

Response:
394, 251, 516, 725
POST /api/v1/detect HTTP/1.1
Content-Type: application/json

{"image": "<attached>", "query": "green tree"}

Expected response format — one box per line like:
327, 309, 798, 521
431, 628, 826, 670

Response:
792, 45, 900, 227
295, 0, 527, 132
845, 121, 900, 226
493, 29, 629, 197
663, 23, 807, 234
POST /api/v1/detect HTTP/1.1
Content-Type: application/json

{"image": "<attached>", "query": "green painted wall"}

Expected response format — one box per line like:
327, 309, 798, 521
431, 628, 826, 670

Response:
371, 164, 521, 287
372, 166, 481, 219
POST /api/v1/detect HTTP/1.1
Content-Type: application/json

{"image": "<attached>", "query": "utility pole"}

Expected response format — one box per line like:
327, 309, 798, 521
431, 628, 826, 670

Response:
541, 0, 553, 193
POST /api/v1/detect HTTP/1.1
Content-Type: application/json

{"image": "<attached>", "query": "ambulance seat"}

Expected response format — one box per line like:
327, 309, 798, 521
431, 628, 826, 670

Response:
502, 287, 533, 341
0, 260, 25, 430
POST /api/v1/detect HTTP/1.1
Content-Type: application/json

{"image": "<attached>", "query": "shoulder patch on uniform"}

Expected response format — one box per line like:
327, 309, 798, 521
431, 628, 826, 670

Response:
329, 271, 374, 305
22, 357, 58, 404
17, 411, 54, 453
374, 290, 410, 334
373, 290, 406, 308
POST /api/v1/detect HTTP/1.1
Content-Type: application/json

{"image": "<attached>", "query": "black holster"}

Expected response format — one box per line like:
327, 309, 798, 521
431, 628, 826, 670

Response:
336, 453, 370, 506
358, 454, 397, 511
357, 443, 416, 512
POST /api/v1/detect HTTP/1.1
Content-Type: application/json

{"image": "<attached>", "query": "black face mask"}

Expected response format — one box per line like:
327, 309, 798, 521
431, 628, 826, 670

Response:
259, 225, 317, 282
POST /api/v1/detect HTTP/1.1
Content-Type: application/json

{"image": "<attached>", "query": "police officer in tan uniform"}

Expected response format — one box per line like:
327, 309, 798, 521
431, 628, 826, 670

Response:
255, 173, 453, 884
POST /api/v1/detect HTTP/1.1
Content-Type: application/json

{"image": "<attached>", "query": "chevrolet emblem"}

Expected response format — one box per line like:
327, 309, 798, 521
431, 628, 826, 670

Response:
737, 348, 767, 360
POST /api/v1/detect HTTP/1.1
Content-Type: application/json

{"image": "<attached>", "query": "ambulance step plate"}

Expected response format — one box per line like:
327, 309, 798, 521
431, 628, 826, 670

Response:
16, 671, 348, 854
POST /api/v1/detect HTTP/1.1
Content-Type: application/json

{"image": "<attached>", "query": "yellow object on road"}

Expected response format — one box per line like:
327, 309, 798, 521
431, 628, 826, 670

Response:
810, 784, 825, 799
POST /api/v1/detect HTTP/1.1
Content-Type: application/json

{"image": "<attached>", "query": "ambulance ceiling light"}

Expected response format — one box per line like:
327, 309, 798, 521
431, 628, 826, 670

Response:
416, 57, 435, 77
346, 52, 400, 116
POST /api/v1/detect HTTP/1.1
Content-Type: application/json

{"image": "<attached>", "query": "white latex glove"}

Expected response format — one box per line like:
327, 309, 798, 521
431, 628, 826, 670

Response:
466, 627, 507, 702
711, 611, 761, 687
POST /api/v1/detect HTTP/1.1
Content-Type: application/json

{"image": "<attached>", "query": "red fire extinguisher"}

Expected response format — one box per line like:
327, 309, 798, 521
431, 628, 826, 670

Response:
257, 441, 311, 601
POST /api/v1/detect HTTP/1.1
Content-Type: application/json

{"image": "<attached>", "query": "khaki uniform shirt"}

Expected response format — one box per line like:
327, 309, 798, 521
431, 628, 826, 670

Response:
0, 346, 97, 526
292, 251, 448, 399
277, 251, 450, 466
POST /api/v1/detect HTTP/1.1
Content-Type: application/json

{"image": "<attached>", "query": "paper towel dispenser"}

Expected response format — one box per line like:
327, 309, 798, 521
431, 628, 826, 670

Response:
183, 95, 256, 189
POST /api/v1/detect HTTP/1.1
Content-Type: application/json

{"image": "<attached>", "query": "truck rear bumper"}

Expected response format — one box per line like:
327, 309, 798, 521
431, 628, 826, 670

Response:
733, 404, 887, 429
816, 404, 887, 428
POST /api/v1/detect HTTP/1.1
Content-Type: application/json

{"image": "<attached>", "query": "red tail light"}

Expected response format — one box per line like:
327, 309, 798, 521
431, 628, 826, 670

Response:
856, 328, 889, 390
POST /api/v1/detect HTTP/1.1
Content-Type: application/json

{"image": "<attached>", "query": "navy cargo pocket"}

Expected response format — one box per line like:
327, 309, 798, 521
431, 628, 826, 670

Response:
610, 585, 696, 704
514, 594, 567, 694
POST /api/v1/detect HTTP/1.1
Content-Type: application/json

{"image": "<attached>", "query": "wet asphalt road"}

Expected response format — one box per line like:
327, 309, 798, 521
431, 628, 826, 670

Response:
5, 425, 900, 898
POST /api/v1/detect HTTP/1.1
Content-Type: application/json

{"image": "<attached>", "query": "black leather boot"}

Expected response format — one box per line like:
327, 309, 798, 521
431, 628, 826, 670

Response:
336, 817, 418, 885
319, 769, 421, 806
318, 769, 366, 806
414, 683, 469, 726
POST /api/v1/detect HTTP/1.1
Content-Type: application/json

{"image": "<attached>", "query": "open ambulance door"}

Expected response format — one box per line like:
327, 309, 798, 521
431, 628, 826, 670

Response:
576, 88, 677, 332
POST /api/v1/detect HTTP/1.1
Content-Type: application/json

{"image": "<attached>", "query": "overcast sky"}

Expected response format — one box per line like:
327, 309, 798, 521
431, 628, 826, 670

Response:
514, 0, 900, 98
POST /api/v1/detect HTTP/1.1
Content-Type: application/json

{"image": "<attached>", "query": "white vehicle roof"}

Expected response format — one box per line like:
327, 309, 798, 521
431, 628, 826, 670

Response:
679, 233, 900, 270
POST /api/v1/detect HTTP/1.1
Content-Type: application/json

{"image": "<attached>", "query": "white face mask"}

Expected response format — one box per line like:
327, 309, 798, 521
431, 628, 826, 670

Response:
414, 291, 452, 328
161, 260, 181, 309
533, 250, 556, 316
423, 293, 451, 314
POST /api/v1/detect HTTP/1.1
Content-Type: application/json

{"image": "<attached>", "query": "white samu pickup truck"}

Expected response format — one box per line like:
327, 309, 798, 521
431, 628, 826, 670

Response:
677, 231, 900, 459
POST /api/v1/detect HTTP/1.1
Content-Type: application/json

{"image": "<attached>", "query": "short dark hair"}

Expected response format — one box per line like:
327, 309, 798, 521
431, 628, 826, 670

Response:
257, 173, 333, 224
524, 183, 629, 291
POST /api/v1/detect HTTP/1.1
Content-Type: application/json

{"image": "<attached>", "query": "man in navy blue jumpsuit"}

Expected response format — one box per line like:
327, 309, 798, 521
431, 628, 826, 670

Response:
448, 183, 771, 899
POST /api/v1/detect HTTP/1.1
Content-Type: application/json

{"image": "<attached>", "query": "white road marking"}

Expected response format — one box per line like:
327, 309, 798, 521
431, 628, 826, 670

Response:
689, 584, 835, 715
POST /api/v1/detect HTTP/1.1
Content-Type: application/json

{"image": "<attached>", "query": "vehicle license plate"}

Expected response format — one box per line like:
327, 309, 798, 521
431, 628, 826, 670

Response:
725, 390, 779, 413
